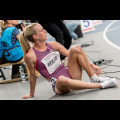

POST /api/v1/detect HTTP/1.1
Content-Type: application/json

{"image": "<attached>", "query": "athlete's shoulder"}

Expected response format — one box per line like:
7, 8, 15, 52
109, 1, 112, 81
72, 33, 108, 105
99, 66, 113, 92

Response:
47, 41, 60, 51
24, 48, 36, 63
47, 41, 57, 46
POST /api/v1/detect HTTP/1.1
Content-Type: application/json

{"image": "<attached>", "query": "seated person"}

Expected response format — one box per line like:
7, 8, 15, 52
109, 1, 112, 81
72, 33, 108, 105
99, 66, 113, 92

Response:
19, 23, 117, 99
0, 20, 26, 79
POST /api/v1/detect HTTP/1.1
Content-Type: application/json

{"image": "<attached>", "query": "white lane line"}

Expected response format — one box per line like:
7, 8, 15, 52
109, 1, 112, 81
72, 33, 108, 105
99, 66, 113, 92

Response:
103, 20, 120, 50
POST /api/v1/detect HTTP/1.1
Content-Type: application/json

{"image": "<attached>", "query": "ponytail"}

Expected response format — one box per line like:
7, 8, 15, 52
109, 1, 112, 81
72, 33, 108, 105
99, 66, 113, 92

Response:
19, 23, 38, 55
19, 32, 31, 56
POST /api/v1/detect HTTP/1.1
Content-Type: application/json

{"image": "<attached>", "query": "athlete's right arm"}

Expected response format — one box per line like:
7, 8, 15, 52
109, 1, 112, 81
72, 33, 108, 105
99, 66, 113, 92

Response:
22, 52, 37, 99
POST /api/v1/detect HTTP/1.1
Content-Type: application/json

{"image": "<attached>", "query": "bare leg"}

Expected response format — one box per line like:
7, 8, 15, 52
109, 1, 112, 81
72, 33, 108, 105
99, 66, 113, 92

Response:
68, 46, 94, 79
54, 46, 117, 94
55, 76, 101, 94
68, 51, 82, 80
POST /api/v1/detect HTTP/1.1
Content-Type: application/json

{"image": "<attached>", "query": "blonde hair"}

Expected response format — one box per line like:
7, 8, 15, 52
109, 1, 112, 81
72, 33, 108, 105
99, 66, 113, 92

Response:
19, 23, 38, 55
0, 20, 8, 34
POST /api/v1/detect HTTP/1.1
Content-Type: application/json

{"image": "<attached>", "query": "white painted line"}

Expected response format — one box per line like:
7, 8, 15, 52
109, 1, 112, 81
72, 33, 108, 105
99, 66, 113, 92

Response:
103, 20, 120, 50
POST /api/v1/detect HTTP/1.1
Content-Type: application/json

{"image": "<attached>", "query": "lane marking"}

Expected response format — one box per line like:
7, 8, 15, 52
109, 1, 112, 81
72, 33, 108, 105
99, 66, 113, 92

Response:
103, 20, 120, 50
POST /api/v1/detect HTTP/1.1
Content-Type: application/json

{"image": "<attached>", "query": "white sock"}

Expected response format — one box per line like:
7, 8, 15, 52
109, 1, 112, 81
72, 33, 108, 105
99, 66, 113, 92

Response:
90, 74, 97, 80
90, 74, 109, 83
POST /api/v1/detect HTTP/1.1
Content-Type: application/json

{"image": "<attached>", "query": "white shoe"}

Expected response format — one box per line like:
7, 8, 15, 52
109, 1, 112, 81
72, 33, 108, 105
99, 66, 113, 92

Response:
101, 78, 118, 89
90, 75, 110, 83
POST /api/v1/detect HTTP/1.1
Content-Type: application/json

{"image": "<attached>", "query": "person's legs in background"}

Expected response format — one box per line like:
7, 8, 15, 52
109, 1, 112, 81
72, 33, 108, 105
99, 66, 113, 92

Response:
12, 64, 21, 79
65, 21, 79, 40
54, 20, 72, 50
9, 57, 26, 79
12, 63, 27, 79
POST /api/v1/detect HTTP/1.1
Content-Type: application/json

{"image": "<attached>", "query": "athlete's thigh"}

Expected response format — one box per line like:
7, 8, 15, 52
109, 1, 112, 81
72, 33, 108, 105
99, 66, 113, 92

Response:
68, 53, 82, 80
55, 76, 72, 94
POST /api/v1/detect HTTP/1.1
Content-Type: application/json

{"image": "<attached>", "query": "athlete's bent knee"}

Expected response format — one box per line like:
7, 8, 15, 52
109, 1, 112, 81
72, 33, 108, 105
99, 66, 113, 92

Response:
57, 76, 69, 84
70, 45, 83, 54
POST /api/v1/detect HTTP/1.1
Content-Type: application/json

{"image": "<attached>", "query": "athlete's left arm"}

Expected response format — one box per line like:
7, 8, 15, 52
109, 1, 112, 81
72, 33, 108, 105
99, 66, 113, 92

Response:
48, 42, 69, 57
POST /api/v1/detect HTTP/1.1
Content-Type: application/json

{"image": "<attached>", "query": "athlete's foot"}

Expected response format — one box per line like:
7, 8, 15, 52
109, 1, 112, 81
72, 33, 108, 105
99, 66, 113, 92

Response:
100, 78, 118, 89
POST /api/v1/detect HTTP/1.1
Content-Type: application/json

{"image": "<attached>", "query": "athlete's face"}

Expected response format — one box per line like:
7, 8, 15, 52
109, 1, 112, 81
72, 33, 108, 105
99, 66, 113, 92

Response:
34, 24, 47, 41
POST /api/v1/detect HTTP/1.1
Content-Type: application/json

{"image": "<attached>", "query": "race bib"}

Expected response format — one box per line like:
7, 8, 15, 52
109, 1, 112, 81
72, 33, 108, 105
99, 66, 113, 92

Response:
41, 51, 61, 74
